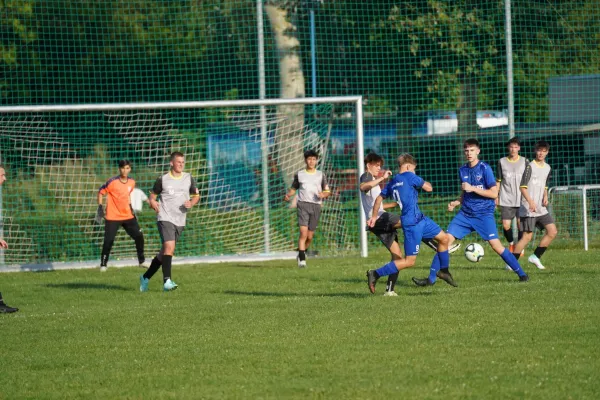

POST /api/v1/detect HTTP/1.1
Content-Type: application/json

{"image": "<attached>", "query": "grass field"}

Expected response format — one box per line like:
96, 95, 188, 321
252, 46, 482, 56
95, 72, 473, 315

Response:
2, 248, 599, 399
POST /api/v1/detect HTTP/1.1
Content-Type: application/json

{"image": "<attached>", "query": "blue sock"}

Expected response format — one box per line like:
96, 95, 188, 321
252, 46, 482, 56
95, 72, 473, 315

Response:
501, 248, 526, 277
428, 251, 449, 283
375, 261, 398, 278
428, 253, 441, 283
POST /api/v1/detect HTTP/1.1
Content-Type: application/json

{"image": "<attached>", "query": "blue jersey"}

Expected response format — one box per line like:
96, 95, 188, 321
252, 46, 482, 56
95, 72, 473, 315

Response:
459, 161, 496, 217
380, 171, 425, 226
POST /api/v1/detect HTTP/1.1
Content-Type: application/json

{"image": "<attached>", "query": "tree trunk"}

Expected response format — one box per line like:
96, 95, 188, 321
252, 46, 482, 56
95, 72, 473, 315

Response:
264, 3, 306, 187
457, 74, 478, 136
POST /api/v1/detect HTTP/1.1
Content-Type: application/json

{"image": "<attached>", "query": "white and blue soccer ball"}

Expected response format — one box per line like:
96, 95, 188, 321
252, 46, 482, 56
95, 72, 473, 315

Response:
464, 243, 484, 263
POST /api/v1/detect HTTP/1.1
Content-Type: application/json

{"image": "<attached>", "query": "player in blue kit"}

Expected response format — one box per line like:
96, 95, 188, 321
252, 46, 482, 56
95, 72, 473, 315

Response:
413, 138, 528, 286
365, 154, 453, 294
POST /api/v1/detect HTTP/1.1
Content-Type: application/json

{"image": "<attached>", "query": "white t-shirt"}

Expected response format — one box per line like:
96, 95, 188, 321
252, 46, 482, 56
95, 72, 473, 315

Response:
360, 172, 385, 219
130, 188, 148, 213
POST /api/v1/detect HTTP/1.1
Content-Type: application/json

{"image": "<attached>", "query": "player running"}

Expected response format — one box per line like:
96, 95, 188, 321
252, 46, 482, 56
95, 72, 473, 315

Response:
512, 140, 557, 270
139, 152, 200, 292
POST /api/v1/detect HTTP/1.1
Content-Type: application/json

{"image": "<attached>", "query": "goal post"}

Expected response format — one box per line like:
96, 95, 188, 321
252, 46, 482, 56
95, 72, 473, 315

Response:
548, 184, 600, 251
0, 96, 367, 271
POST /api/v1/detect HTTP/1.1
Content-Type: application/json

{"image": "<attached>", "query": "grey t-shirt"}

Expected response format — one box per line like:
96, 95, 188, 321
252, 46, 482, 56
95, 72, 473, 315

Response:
360, 172, 385, 219
497, 156, 527, 207
152, 171, 199, 226
519, 161, 551, 217
291, 169, 329, 205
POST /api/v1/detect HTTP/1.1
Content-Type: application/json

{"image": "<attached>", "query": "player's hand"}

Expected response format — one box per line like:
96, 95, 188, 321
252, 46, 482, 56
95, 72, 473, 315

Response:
542, 197, 548, 207
448, 200, 460, 212
0, 239, 8, 249
284, 193, 291, 202
94, 205, 104, 224
367, 217, 377, 228
528, 200, 537, 213
382, 170, 392, 179
183, 200, 193, 209
461, 182, 475, 193
149, 199, 160, 213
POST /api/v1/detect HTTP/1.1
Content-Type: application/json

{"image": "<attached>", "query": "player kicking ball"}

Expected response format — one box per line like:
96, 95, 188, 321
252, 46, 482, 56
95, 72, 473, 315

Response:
414, 138, 528, 286
365, 154, 452, 294
512, 140, 557, 270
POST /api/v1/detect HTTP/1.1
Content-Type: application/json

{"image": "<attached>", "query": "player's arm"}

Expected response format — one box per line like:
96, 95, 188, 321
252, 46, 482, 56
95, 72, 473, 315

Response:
519, 163, 536, 212
542, 168, 551, 207
318, 173, 331, 199
382, 202, 398, 210
0, 238, 8, 249
149, 177, 162, 213
448, 192, 463, 212
495, 159, 503, 205
421, 181, 433, 192
359, 170, 392, 192
462, 166, 498, 199
284, 173, 300, 201
367, 195, 385, 227
185, 177, 201, 208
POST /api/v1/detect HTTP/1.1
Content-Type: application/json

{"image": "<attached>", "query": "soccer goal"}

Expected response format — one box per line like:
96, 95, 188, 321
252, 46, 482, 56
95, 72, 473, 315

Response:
0, 97, 367, 271
548, 184, 600, 251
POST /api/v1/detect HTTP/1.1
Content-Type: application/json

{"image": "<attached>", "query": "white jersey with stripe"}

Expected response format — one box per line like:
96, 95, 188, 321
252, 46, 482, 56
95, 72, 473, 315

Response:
519, 160, 551, 217
291, 169, 329, 205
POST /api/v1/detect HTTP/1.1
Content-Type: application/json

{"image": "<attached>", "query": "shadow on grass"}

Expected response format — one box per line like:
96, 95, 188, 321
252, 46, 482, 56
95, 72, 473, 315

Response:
223, 290, 370, 298
334, 277, 412, 287
44, 282, 131, 291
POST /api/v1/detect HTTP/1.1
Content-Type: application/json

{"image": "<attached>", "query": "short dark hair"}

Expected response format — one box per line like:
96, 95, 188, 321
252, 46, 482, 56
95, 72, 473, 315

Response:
397, 153, 417, 167
364, 152, 384, 165
506, 137, 521, 147
170, 151, 185, 161
118, 159, 131, 168
304, 150, 319, 159
464, 138, 480, 149
535, 140, 550, 151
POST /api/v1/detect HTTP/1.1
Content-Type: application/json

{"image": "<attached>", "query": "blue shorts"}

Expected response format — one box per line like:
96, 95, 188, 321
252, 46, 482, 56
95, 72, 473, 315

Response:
403, 217, 442, 256
447, 211, 499, 241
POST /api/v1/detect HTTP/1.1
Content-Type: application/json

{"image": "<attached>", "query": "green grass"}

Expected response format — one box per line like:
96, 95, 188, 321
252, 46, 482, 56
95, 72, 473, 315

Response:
2, 248, 600, 399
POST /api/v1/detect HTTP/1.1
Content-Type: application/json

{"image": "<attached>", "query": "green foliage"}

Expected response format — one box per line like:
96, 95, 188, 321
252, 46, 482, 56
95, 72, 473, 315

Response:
2, 250, 600, 398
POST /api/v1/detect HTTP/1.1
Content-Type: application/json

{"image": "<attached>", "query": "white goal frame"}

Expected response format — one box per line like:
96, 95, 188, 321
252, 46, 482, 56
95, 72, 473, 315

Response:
0, 96, 368, 272
548, 184, 600, 251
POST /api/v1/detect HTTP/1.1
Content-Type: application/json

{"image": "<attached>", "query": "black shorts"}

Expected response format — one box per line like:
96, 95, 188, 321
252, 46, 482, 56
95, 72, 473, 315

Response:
500, 206, 519, 221
519, 213, 555, 232
297, 201, 321, 231
368, 212, 401, 250
104, 218, 143, 242
158, 221, 185, 243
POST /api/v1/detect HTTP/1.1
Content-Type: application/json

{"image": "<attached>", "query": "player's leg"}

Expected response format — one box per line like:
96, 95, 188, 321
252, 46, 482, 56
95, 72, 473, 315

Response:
366, 223, 422, 294
412, 220, 455, 287
528, 215, 557, 270
100, 220, 122, 271
513, 217, 533, 259
370, 213, 403, 296
122, 217, 146, 267
296, 202, 311, 267
441, 212, 473, 276
304, 203, 321, 252
472, 214, 528, 280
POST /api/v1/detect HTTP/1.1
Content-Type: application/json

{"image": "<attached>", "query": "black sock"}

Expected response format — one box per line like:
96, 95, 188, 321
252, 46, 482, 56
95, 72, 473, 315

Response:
386, 272, 399, 292
518, 231, 523, 242
513, 252, 521, 260
534, 246, 547, 259
143, 257, 162, 280
100, 253, 109, 267
422, 239, 437, 251
503, 228, 514, 244
298, 250, 306, 261
162, 255, 173, 283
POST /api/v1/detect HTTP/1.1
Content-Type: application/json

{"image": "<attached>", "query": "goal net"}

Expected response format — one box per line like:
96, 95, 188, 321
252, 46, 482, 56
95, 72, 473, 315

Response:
0, 97, 365, 269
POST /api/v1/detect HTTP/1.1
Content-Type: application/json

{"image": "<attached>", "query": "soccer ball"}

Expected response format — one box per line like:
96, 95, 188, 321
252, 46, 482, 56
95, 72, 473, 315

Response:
464, 243, 484, 263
